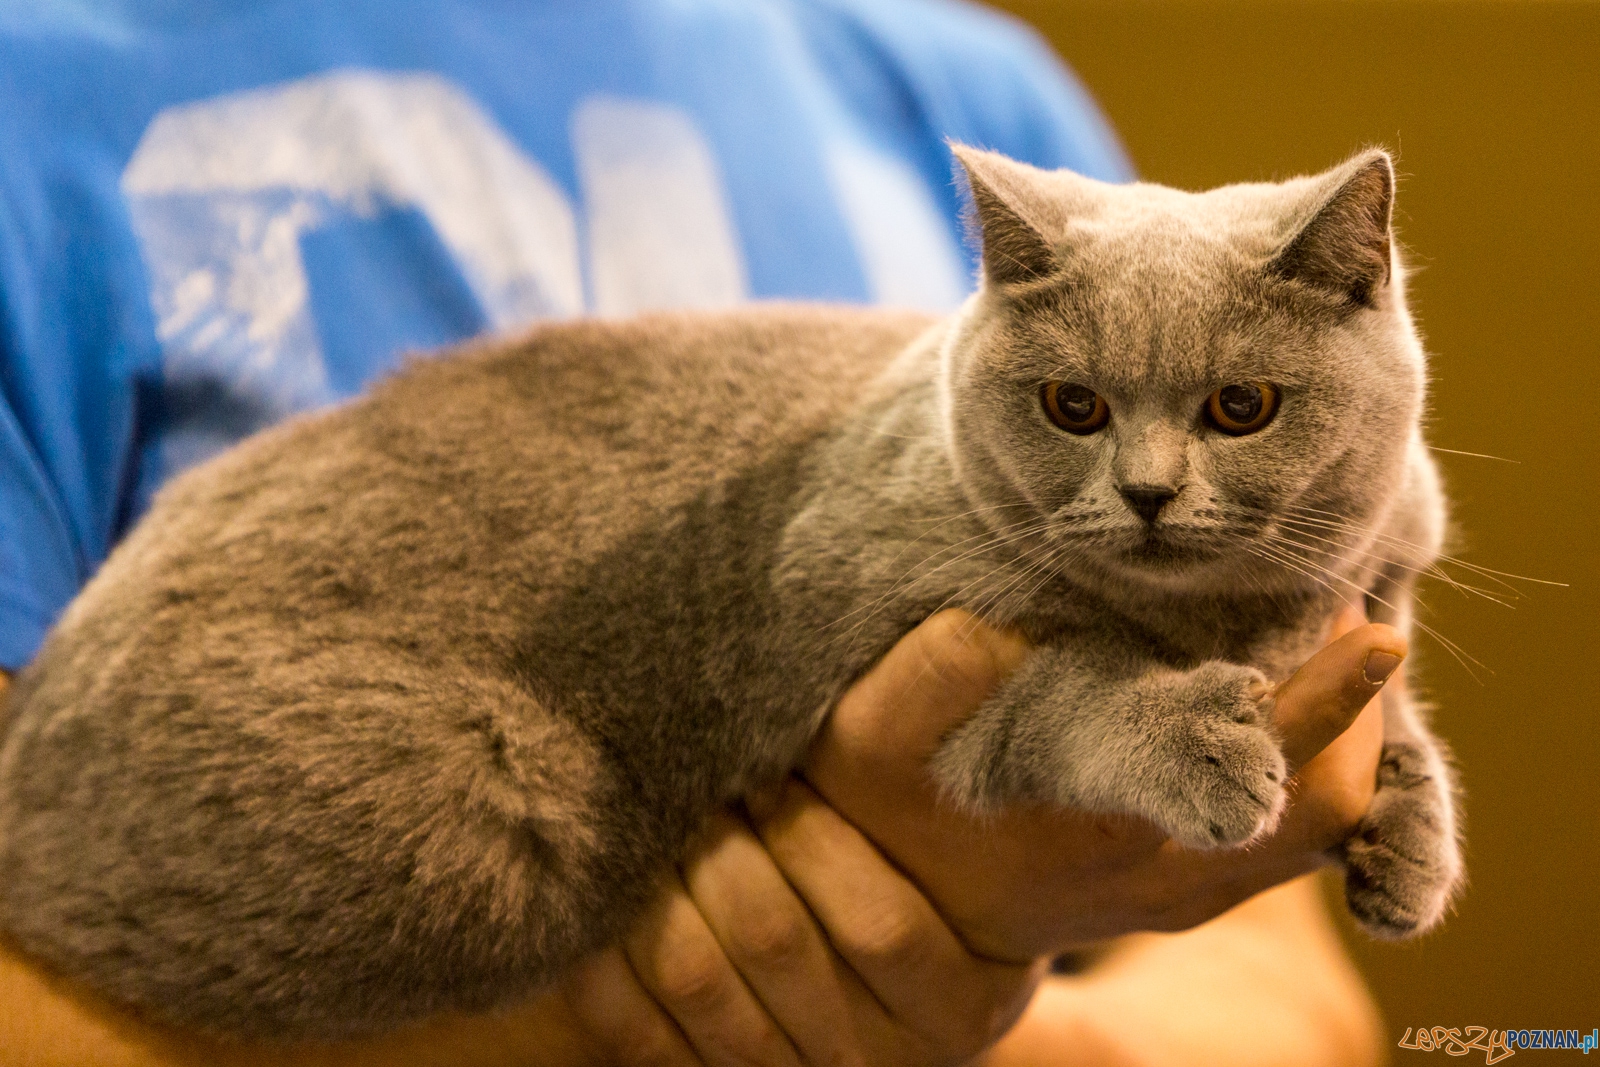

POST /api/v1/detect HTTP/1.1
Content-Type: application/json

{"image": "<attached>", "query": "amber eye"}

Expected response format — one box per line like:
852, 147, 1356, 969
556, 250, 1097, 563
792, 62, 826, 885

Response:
1206, 382, 1279, 435
1042, 382, 1110, 434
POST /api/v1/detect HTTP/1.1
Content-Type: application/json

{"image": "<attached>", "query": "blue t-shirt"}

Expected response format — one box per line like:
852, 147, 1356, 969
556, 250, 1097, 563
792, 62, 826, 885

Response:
0, 0, 1131, 671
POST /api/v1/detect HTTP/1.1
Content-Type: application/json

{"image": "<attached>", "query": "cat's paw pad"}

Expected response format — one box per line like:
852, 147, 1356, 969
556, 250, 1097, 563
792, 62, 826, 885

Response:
1142, 662, 1286, 849
1343, 741, 1462, 938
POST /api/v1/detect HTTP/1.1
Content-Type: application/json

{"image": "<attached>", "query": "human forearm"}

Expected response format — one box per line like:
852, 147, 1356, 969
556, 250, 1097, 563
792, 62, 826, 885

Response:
0, 936, 597, 1067
982, 876, 1384, 1067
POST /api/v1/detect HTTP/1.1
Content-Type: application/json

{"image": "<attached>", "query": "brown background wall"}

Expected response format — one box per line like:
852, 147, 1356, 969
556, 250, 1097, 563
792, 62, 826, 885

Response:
988, 0, 1599, 1043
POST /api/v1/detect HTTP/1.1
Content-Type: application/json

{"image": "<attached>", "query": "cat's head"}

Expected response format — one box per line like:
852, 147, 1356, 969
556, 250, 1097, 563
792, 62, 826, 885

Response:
942, 146, 1427, 595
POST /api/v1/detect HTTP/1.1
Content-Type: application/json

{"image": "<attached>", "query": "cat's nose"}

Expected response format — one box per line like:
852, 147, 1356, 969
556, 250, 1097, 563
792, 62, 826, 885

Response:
1119, 485, 1179, 524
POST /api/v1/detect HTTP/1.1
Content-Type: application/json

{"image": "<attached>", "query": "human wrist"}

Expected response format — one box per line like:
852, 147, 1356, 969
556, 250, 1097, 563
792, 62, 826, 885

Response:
977, 976, 1146, 1067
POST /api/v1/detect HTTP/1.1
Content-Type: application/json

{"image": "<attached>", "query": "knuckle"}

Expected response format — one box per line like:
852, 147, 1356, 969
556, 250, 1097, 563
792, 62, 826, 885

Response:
1146, 904, 1206, 934
1302, 776, 1375, 848
900, 984, 1017, 1063
918, 613, 1002, 695
836, 905, 928, 970
1324, 790, 1374, 844
725, 905, 813, 972
566, 973, 696, 1067
1141, 890, 1216, 935
650, 942, 733, 1015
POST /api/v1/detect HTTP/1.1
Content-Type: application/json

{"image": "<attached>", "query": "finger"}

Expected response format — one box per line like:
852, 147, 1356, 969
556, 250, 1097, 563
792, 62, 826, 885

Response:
562, 947, 703, 1066
1279, 663, 1393, 850
802, 608, 1040, 895
817, 610, 1031, 779
624, 873, 805, 1067
803, 610, 1168, 962
1273, 621, 1405, 774
754, 777, 1039, 1061
683, 811, 873, 1067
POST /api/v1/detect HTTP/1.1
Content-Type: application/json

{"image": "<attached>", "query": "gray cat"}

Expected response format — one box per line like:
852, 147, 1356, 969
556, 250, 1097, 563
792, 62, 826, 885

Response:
0, 145, 1462, 1038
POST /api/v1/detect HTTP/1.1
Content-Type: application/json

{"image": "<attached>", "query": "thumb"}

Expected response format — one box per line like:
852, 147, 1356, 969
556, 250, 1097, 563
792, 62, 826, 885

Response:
810, 610, 1031, 784
1274, 613, 1407, 774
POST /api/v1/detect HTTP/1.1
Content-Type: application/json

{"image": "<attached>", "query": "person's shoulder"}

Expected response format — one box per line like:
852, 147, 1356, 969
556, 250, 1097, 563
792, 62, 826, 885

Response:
789, 0, 1133, 180
800, 0, 1047, 60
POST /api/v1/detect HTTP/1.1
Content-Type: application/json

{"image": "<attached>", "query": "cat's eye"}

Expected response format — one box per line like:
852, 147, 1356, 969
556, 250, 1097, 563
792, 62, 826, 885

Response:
1041, 382, 1109, 434
1205, 382, 1279, 436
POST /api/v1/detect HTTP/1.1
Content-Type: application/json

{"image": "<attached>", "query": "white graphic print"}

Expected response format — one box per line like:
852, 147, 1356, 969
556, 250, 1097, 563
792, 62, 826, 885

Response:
121, 71, 970, 471
825, 140, 967, 312
122, 70, 584, 429
572, 96, 749, 318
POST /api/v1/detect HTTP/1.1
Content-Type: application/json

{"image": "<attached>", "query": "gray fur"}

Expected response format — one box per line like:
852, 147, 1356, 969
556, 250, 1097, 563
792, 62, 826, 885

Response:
0, 146, 1462, 1038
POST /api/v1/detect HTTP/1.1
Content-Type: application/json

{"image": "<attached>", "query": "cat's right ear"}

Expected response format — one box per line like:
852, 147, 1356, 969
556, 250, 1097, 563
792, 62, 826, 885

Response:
1270, 150, 1395, 308
952, 145, 1059, 288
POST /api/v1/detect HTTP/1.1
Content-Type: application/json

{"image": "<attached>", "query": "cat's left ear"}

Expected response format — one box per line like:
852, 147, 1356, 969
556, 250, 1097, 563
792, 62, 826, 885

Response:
1271, 150, 1395, 307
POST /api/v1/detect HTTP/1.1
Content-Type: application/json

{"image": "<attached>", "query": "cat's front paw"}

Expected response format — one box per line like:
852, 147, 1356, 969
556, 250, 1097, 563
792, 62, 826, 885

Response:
1342, 740, 1462, 938
1135, 662, 1287, 849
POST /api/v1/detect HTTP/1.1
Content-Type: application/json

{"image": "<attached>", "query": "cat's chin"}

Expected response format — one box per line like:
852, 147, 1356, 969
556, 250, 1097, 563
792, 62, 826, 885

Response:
1123, 529, 1221, 565
1087, 530, 1237, 589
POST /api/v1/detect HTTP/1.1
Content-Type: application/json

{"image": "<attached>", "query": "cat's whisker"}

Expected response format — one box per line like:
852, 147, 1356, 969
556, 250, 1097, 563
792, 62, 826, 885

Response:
1239, 501, 1564, 594
873, 503, 1041, 580
911, 502, 1039, 525
942, 541, 1076, 666
1282, 511, 1557, 594
976, 541, 1072, 624
1226, 503, 1448, 580
1262, 525, 1520, 610
1214, 532, 1288, 609
1271, 511, 1506, 596
1263, 529, 1455, 620
892, 542, 1072, 702
1269, 535, 1447, 615
1428, 446, 1520, 464
1008, 543, 1078, 615
935, 518, 1090, 628
829, 516, 1048, 619
889, 518, 1060, 591
938, 538, 1067, 627
890, 554, 1055, 695
1250, 537, 1487, 681
1419, 557, 1567, 588
820, 515, 1063, 648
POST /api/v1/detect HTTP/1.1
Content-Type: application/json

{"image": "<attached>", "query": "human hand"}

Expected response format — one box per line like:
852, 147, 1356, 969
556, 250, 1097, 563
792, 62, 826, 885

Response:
559, 614, 1130, 1065
561, 795, 1044, 1066
559, 607, 1396, 1063
805, 606, 1399, 961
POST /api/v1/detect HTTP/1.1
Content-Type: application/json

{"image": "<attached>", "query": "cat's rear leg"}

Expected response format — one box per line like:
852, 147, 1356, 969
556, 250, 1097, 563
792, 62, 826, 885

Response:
0, 646, 628, 1038
1344, 538, 1464, 938
1340, 689, 1463, 938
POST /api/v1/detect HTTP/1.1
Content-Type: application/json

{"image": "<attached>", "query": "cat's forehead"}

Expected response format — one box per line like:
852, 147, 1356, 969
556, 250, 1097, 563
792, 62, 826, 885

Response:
1009, 190, 1307, 396
1061, 178, 1303, 267
1009, 291, 1289, 401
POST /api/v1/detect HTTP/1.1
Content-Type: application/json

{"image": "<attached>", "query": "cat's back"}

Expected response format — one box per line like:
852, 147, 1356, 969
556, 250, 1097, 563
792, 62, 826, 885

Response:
16, 304, 938, 700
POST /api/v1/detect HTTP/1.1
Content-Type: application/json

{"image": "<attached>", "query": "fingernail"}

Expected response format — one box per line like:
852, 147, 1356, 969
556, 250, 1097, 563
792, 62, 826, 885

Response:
1363, 650, 1402, 686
